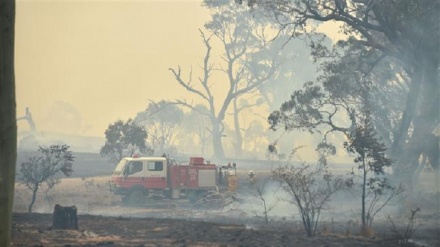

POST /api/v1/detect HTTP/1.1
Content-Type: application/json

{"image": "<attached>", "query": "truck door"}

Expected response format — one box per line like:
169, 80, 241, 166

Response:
122, 160, 145, 188
144, 160, 167, 189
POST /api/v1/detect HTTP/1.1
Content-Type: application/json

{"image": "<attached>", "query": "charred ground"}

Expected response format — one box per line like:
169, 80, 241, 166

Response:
12, 211, 438, 247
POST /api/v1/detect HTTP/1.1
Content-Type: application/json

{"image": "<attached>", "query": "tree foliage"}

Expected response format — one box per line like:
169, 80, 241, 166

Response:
269, 43, 406, 141
316, 141, 336, 169
100, 119, 151, 164
20, 145, 74, 213
260, 0, 439, 186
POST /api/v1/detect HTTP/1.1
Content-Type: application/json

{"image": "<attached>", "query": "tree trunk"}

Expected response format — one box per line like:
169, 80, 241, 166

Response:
211, 119, 225, 162
160, 135, 165, 155
412, 155, 427, 190
0, 1, 16, 246
399, 55, 439, 192
28, 186, 38, 213
390, 72, 421, 157
200, 132, 206, 156
233, 99, 243, 158
361, 156, 367, 226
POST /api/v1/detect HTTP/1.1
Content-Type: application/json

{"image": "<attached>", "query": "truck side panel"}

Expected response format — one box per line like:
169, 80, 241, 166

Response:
168, 165, 187, 188
198, 169, 216, 187
169, 165, 217, 189
111, 176, 166, 190
193, 165, 217, 188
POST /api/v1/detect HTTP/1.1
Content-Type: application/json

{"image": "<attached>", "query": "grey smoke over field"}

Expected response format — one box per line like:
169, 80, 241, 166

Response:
17, 102, 102, 152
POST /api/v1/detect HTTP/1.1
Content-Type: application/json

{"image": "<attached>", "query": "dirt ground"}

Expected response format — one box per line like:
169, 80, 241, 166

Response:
13, 211, 435, 247
12, 170, 440, 246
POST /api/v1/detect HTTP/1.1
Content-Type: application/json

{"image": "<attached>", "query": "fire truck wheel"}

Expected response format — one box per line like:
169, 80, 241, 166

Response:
126, 189, 145, 207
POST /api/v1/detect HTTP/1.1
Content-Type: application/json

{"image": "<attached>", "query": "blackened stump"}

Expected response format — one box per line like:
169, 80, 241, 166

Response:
52, 204, 78, 230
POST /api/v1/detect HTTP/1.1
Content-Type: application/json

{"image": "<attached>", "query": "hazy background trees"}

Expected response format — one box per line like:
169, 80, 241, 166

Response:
134, 100, 184, 156
180, 104, 212, 156
170, 1, 281, 162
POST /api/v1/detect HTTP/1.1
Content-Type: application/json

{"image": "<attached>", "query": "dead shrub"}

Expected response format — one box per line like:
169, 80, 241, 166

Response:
388, 208, 421, 246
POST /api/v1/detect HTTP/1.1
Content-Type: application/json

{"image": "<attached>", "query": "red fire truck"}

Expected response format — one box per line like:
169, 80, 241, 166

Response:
108, 156, 229, 206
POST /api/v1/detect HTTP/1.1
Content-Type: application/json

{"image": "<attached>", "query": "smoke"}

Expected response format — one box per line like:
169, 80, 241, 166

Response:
43, 101, 84, 134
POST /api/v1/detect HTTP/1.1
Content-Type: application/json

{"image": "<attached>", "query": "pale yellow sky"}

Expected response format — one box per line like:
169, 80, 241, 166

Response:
16, 0, 211, 136
15, 0, 344, 138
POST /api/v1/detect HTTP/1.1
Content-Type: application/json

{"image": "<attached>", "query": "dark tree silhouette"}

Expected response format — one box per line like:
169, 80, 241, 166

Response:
344, 112, 402, 230
0, 1, 16, 246
101, 119, 152, 164
20, 145, 74, 213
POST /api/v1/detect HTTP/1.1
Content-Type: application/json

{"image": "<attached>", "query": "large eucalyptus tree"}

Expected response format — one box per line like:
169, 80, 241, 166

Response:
254, 0, 439, 187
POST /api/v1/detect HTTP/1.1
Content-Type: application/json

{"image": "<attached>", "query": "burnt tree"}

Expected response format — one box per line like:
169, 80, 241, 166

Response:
52, 204, 78, 230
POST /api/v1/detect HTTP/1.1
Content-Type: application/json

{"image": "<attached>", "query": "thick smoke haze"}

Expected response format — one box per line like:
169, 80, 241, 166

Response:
16, 1, 211, 137
15, 0, 343, 139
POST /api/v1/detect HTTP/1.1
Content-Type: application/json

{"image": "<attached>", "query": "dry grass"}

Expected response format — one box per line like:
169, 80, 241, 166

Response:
14, 176, 118, 214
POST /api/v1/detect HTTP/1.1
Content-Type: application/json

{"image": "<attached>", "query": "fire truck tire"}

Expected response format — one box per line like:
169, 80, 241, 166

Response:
126, 189, 145, 207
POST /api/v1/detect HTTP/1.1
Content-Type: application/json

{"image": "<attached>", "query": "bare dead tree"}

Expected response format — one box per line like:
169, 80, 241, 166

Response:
388, 208, 421, 246
273, 164, 350, 237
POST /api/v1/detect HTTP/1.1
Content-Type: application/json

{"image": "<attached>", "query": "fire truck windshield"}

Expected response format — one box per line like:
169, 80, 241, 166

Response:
113, 159, 128, 175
